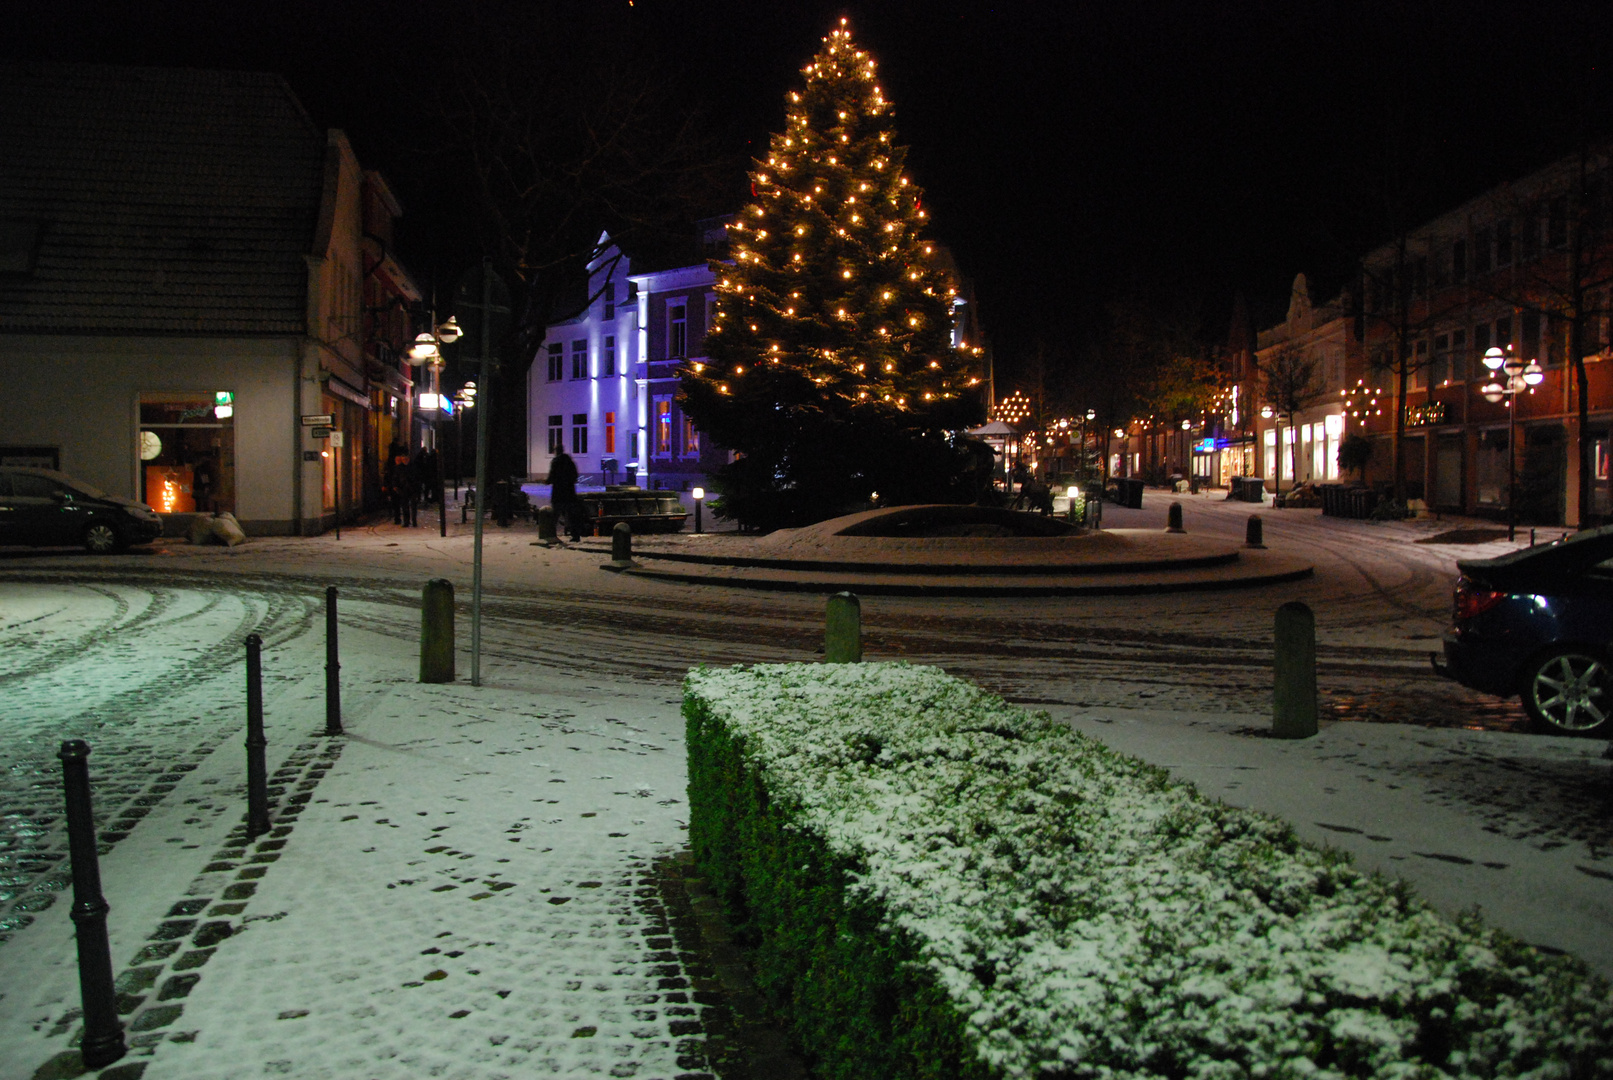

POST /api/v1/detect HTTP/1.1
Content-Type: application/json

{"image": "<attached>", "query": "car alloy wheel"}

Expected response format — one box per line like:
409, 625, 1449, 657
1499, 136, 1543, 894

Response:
1522, 647, 1613, 736
83, 522, 120, 554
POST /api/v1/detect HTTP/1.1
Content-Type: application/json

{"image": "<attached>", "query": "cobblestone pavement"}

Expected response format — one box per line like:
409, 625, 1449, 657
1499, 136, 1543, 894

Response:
0, 501, 1570, 1077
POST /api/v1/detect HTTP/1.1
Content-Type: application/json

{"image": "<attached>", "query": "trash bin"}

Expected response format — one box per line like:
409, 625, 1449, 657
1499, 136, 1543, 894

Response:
1115, 477, 1145, 509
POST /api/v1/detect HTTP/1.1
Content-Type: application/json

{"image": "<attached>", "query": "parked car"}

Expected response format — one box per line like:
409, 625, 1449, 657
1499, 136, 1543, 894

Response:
1433, 524, 1613, 735
0, 467, 163, 553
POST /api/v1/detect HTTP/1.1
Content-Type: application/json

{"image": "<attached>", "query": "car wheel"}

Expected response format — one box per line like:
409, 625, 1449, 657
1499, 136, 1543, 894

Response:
83, 521, 122, 554
1521, 646, 1613, 736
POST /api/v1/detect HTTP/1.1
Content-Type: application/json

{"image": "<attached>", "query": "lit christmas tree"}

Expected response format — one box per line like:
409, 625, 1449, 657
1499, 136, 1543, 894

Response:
679, 18, 985, 529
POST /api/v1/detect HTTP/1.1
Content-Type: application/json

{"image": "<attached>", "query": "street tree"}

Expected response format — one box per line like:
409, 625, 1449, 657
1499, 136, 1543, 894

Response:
1255, 340, 1327, 494
678, 20, 984, 530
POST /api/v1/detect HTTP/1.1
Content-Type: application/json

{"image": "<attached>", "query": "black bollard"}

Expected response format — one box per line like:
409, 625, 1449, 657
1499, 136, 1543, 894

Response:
825, 592, 862, 663
245, 634, 270, 837
58, 741, 127, 1070
1246, 514, 1265, 549
1272, 602, 1319, 739
536, 505, 557, 544
420, 578, 455, 683
1166, 501, 1185, 533
324, 586, 342, 736
695, 498, 703, 535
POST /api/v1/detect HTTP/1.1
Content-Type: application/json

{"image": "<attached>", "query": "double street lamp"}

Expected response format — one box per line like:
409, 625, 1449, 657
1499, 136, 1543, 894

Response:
407, 316, 463, 537
1480, 344, 1544, 542
453, 380, 477, 498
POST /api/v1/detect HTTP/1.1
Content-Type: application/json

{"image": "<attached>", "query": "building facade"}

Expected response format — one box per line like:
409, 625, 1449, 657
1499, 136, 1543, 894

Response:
527, 232, 728, 491
0, 63, 421, 535
1349, 149, 1612, 524
1251, 274, 1352, 490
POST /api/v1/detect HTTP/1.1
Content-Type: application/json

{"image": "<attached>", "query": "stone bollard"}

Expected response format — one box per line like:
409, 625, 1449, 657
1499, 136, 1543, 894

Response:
324, 586, 342, 736
604, 521, 638, 570
1272, 601, 1318, 739
245, 634, 270, 837
1166, 501, 1185, 533
536, 505, 557, 543
825, 591, 862, 663
1246, 514, 1266, 549
58, 740, 127, 1070
420, 578, 455, 683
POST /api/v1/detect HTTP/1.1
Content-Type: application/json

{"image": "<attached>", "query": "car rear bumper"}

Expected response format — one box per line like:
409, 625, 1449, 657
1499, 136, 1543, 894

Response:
1435, 632, 1519, 697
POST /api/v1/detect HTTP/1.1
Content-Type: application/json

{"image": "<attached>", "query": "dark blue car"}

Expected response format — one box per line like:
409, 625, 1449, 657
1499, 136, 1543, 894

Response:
1434, 524, 1613, 735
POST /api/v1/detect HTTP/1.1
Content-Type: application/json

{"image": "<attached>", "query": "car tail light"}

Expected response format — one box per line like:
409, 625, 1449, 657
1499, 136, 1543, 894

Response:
1453, 577, 1506, 621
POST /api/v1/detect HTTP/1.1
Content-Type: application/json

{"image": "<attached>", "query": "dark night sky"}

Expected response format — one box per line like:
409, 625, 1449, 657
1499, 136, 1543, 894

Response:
10, 0, 1613, 385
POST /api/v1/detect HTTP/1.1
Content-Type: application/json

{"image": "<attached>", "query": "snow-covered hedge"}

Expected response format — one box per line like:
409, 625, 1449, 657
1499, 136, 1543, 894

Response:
684, 662, 1613, 1080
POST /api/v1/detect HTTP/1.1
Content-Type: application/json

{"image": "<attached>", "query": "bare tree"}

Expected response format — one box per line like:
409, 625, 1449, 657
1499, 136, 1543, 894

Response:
1256, 341, 1327, 494
1472, 147, 1613, 526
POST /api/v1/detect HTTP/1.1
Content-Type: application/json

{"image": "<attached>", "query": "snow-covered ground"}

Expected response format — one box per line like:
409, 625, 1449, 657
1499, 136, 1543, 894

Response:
0, 496, 1607, 1077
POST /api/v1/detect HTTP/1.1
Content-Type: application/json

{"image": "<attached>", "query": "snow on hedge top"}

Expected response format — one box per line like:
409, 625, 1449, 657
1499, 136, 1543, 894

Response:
686, 662, 1613, 1080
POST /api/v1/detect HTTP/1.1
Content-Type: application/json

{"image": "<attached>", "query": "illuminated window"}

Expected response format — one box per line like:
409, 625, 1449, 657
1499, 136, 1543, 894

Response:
548, 415, 563, 454
655, 398, 672, 454
571, 413, 588, 454
683, 416, 700, 455
602, 336, 616, 378
604, 411, 616, 454
571, 340, 587, 379
547, 343, 562, 382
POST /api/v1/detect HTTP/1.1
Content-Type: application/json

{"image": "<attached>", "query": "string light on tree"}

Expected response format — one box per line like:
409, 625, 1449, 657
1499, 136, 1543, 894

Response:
675, 17, 983, 529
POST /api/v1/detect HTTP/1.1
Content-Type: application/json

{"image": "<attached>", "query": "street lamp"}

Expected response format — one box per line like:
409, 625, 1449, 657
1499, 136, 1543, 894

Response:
1480, 344, 1544, 541
453, 380, 477, 498
406, 316, 463, 537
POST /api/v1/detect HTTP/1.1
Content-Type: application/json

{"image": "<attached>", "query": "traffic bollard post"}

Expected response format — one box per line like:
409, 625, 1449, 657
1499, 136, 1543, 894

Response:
245, 634, 270, 837
325, 586, 342, 736
1272, 602, 1319, 739
825, 592, 862, 663
420, 578, 455, 683
58, 740, 127, 1070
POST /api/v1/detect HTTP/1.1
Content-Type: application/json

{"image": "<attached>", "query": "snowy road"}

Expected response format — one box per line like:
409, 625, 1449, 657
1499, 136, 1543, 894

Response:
0, 497, 1600, 1077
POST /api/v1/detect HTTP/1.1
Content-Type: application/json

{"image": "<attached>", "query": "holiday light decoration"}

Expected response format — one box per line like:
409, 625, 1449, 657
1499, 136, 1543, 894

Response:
675, 18, 984, 529
1342, 379, 1385, 419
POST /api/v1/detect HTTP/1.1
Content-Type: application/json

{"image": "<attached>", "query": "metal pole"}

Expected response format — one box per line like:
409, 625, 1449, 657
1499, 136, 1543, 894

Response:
1507, 391, 1518, 542
324, 586, 342, 736
437, 415, 448, 538
471, 259, 493, 687
58, 740, 127, 1070
245, 634, 269, 838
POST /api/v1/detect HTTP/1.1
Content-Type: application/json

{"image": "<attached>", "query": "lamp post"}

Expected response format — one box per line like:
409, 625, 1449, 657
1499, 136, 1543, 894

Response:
408, 317, 463, 538
452, 381, 476, 499
1480, 344, 1545, 542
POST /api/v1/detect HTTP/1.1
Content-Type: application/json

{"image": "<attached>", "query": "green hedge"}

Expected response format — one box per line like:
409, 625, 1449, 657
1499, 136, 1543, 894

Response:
684, 661, 1613, 1080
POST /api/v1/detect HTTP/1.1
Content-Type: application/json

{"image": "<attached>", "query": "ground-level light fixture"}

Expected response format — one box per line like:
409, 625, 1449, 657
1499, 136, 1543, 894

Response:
692, 486, 705, 534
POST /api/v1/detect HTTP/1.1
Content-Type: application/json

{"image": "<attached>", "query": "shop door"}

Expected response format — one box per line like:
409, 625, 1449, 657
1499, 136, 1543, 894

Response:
1434, 437, 1463, 510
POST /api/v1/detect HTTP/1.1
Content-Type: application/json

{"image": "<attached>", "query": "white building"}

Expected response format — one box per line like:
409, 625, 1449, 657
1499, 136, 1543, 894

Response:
1254, 274, 1349, 488
527, 230, 725, 491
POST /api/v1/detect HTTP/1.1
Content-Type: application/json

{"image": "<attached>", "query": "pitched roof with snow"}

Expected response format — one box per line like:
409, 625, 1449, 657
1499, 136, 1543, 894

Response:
0, 63, 326, 336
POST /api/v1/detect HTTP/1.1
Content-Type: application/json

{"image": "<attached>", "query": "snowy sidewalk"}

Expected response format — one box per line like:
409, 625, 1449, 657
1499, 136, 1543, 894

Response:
7, 612, 712, 1080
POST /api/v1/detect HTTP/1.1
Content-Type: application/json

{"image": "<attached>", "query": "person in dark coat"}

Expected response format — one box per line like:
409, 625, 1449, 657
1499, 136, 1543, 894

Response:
384, 441, 408, 525
548, 449, 583, 541
388, 442, 418, 526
